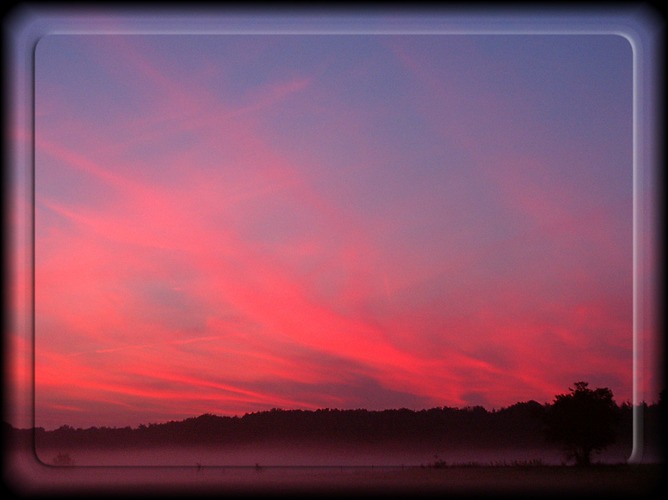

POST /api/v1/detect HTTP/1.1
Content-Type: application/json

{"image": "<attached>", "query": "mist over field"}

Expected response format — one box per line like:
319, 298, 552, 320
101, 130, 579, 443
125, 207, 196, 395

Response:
33, 442, 632, 468
14, 394, 659, 468
7, 443, 660, 498
5, 400, 660, 496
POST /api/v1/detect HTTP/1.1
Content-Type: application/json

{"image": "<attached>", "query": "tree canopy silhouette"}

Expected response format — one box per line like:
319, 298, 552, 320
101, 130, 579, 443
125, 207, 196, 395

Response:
544, 381, 619, 465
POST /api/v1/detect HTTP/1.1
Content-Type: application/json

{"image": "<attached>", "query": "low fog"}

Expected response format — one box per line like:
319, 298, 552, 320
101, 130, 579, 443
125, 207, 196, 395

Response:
35, 442, 633, 467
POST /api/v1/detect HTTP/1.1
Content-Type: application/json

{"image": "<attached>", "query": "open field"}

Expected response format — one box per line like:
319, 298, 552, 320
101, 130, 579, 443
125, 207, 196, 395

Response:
4, 447, 664, 498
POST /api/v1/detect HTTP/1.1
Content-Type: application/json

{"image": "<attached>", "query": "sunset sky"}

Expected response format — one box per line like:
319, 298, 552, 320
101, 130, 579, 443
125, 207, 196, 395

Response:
6, 11, 660, 431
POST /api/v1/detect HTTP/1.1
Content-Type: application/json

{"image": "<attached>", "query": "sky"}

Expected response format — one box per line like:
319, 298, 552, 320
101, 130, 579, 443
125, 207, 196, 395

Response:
5, 11, 660, 431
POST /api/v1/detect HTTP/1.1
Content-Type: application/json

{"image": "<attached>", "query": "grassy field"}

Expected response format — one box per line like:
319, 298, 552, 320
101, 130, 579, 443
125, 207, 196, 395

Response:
5, 448, 664, 498
186, 463, 663, 496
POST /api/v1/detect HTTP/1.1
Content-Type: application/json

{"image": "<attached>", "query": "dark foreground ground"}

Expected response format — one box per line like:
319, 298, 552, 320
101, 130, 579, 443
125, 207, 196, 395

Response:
4, 447, 664, 499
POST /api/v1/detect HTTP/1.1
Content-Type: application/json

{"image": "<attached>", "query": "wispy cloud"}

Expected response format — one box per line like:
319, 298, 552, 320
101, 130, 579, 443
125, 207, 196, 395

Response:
30, 33, 638, 429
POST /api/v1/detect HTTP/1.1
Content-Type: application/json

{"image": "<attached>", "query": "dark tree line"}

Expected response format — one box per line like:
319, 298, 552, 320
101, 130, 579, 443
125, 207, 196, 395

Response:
16, 403, 549, 450
6, 383, 660, 465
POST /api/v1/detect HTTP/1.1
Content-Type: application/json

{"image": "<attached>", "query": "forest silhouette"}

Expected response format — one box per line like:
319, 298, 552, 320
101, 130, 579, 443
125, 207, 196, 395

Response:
7, 384, 663, 466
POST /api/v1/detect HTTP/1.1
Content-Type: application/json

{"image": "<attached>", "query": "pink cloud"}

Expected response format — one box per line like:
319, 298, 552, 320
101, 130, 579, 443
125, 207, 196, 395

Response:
28, 35, 640, 431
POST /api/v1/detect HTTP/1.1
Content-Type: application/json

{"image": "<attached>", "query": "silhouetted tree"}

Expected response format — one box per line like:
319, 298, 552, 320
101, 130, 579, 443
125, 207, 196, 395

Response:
544, 381, 619, 465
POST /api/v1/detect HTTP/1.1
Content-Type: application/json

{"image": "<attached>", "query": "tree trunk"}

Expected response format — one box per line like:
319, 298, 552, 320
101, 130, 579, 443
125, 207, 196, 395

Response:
575, 447, 591, 466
